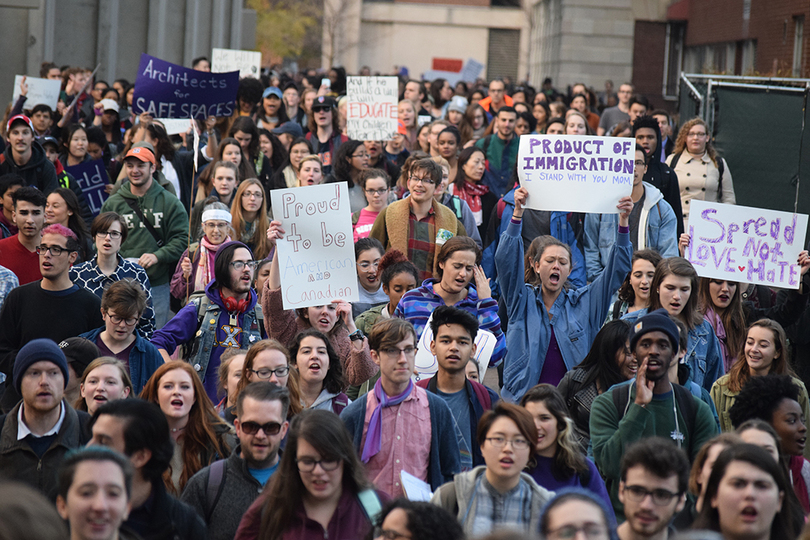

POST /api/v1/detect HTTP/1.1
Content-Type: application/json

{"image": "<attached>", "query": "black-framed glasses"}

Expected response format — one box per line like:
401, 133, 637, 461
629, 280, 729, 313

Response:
107, 313, 138, 326
364, 188, 388, 195
36, 244, 72, 256
547, 523, 608, 540
296, 457, 341, 472
230, 260, 259, 271
239, 421, 282, 436
622, 485, 679, 506
251, 366, 289, 379
352, 152, 369, 159
408, 175, 435, 185
242, 191, 263, 199
96, 230, 123, 239
485, 436, 530, 450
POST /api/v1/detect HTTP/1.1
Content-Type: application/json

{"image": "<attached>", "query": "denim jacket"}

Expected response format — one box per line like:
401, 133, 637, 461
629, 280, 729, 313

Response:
80, 327, 163, 395
583, 182, 679, 282
622, 308, 724, 392
482, 188, 587, 296
496, 220, 631, 402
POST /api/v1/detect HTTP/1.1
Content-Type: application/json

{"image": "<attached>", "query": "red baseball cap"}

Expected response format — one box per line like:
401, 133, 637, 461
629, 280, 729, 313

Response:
124, 147, 156, 165
7, 114, 35, 133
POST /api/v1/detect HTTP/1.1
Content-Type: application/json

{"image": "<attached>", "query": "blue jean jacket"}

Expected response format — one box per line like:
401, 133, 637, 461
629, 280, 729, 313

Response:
496, 220, 631, 402
482, 188, 587, 296
583, 183, 679, 282
622, 309, 724, 392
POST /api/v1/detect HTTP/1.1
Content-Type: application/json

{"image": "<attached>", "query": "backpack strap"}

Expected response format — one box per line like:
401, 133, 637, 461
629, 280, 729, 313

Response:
357, 489, 383, 524
669, 152, 681, 170
451, 196, 463, 220
481, 135, 492, 156
205, 460, 227, 522
717, 158, 725, 198
123, 196, 164, 247
611, 383, 634, 420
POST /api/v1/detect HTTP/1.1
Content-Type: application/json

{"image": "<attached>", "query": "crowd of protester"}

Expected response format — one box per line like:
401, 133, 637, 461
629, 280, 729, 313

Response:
0, 56, 810, 540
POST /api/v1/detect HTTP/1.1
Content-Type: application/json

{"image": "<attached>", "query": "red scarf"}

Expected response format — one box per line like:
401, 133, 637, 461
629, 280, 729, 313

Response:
456, 180, 489, 213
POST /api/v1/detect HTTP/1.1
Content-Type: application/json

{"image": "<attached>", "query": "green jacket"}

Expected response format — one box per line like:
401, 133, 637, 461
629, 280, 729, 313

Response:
100, 181, 189, 286
590, 382, 718, 521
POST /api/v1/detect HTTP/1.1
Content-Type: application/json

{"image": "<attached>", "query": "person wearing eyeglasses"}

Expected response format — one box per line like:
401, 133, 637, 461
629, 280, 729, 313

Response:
235, 409, 388, 540
353, 169, 393, 243
615, 438, 690, 540
0, 223, 103, 412
539, 489, 618, 540
233, 339, 302, 421
341, 318, 461, 498
79, 279, 162, 395
70, 211, 156, 338
430, 402, 553, 536
369, 158, 467, 283
152, 241, 265, 405
181, 382, 289, 540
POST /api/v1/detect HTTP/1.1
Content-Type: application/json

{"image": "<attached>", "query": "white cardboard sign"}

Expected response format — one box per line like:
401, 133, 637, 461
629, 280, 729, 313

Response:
211, 48, 262, 78
346, 76, 398, 141
155, 118, 193, 135
518, 134, 634, 213
684, 200, 808, 289
12, 75, 61, 109
270, 183, 359, 309
414, 312, 497, 381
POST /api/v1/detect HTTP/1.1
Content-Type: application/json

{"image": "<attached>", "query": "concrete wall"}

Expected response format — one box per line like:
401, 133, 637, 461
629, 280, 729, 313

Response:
325, 0, 527, 80
0, 0, 255, 109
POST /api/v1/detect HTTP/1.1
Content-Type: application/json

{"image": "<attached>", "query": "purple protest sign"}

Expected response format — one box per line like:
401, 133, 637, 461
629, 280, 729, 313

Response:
132, 53, 238, 119
65, 160, 109, 218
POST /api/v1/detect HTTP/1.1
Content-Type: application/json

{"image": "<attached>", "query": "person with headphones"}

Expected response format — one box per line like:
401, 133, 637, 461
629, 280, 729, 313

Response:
151, 241, 265, 404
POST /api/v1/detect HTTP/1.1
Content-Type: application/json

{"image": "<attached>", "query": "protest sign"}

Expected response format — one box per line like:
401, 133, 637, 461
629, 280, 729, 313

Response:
211, 48, 262, 78
65, 160, 109, 218
270, 182, 359, 309
156, 118, 193, 136
12, 76, 61, 109
414, 312, 497, 381
346, 76, 398, 141
684, 200, 808, 289
518, 134, 634, 213
132, 53, 238, 119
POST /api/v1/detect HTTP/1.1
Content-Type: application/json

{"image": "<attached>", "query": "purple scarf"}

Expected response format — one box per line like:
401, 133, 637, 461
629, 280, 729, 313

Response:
361, 378, 414, 463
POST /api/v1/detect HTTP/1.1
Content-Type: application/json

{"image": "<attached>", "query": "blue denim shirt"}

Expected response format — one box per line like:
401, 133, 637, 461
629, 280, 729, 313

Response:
496, 220, 631, 403
622, 308, 724, 392
482, 188, 587, 297
583, 182, 679, 282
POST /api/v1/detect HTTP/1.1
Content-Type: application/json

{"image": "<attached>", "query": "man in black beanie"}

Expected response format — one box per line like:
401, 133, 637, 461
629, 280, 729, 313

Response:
0, 338, 91, 500
590, 309, 718, 519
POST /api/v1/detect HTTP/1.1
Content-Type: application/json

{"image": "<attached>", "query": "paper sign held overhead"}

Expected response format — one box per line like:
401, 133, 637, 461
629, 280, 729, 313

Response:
155, 118, 194, 136
132, 53, 238, 119
211, 48, 262, 78
684, 200, 808, 289
518, 134, 635, 214
270, 183, 359, 309
65, 160, 109, 218
12, 76, 61, 109
414, 312, 497, 381
346, 76, 398, 141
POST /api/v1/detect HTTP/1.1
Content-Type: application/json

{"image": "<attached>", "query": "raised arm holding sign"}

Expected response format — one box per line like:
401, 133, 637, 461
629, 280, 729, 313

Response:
683, 200, 808, 289
518, 134, 634, 214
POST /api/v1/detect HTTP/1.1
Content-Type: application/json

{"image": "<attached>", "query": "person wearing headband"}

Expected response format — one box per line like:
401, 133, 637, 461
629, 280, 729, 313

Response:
171, 201, 233, 305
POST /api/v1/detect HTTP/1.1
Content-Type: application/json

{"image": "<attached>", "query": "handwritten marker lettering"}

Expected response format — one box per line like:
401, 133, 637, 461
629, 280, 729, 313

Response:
685, 200, 807, 289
